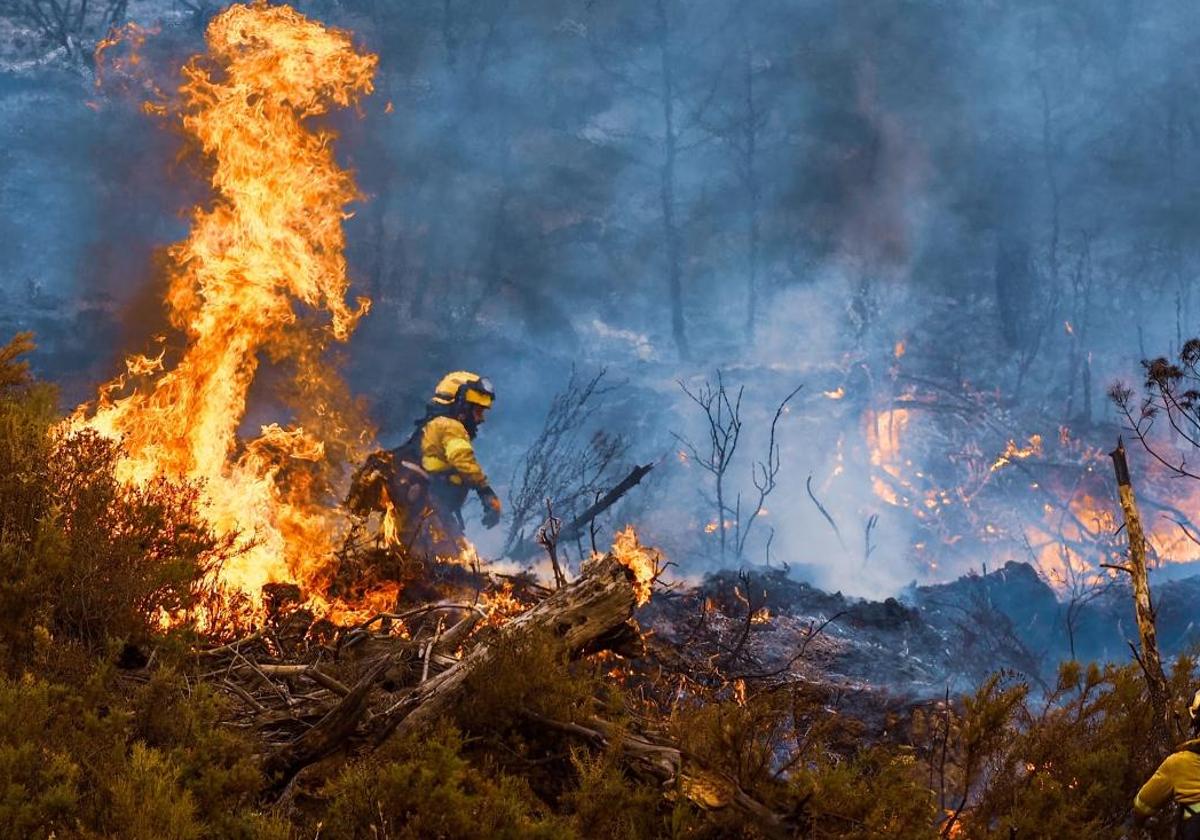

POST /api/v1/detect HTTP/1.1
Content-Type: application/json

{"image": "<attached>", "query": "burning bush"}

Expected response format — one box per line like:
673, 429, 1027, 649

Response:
0, 333, 236, 668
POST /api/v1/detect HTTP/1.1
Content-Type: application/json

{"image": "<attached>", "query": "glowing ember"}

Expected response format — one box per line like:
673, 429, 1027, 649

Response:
750, 606, 771, 625
67, 4, 378, 617
990, 434, 1043, 472
823, 386, 845, 400
611, 526, 658, 606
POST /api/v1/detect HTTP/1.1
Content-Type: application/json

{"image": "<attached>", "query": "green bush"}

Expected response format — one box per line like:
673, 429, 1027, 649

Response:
0, 669, 290, 839
322, 722, 570, 839
560, 746, 666, 839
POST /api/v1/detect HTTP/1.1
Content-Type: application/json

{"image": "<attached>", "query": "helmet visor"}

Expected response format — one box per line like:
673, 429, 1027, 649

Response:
464, 377, 494, 408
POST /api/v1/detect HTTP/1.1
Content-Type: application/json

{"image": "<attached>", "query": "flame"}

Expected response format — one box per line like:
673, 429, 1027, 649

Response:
611, 526, 658, 606
823, 386, 846, 400
750, 606, 771, 625
990, 434, 1043, 472
66, 5, 378, 619
894, 340, 906, 359
867, 408, 909, 469
703, 518, 736, 534
480, 581, 527, 626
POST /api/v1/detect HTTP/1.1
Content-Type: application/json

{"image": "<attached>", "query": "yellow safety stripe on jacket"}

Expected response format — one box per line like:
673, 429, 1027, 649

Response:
1135, 743, 1200, 817
420, 416, 488, 487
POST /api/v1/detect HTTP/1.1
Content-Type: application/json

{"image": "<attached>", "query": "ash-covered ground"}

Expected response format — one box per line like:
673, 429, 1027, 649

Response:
645, 561, 1200, 704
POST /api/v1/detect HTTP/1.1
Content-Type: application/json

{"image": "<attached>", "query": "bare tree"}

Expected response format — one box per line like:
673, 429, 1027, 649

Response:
695, 5, 769, 344
1054, 546, 1113, 662
675, 372, 799, 563
674, 372, 743, 562
584, 1, 731, 359
6, 0, 128, 62
503, 368, 629, 560
734, 384, 802, 559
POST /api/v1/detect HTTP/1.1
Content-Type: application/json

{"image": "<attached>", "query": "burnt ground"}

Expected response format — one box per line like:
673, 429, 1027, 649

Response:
639, 561, 1200, 719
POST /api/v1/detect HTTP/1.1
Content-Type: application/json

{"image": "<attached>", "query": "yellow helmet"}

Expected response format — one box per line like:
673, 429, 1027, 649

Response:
432, 371, 495, 409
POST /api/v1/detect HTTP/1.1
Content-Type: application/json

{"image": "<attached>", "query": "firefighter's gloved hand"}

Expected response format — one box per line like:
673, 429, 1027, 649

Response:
478, 486, 502, 528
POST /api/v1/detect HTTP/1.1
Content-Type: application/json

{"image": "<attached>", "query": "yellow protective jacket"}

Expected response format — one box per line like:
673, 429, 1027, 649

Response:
1135, 739, 1200, 816
420, 416, 488, 487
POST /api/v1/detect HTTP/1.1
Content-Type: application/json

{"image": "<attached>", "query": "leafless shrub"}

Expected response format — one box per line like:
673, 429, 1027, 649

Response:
5, 0, 129, 62
503, 368, 629, 560
674, 371, 799, 563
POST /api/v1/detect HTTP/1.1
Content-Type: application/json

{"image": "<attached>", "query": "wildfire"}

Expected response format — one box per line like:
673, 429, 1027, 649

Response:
68, 5, 378, 618
611, 526, 658, 606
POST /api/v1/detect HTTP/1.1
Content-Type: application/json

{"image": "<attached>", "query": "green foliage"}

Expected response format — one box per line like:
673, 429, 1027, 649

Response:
0, 669, 290, 839
456, 628, 602, 732
560, 746, 665, 839
799, 745, 938, 840
0, 332, 34, 390
672, 686, 935, 839
321, 722, 570, 840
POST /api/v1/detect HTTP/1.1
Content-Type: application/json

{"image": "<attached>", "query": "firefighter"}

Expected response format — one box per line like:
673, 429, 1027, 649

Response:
401, 371, 501, 556
1133, 690, 1200, 838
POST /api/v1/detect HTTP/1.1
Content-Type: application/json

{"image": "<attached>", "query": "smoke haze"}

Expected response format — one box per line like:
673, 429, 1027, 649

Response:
4, 0, 1200, 597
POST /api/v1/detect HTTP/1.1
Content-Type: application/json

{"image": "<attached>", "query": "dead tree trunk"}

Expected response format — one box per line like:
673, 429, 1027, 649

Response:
1109, 439, 1175, 750
372, 553, 642, 743
655, 0, 690, 361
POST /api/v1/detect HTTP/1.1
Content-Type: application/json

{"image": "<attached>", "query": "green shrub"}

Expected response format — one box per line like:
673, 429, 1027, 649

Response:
561, 746, 665, 839
322, 722, 570, 839
0, 669, 290, 839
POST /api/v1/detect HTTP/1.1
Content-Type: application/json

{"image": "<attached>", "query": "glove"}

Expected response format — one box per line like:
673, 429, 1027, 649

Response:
478, 486, 502, 528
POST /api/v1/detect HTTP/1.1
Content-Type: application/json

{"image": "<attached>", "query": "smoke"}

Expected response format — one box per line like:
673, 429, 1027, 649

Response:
5, 0, 1200, 597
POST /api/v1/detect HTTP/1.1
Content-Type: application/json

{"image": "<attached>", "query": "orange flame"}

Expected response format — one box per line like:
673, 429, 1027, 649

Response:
611, 526, 658, 606
990, 434, 1043, 472
66, 4, 378, 617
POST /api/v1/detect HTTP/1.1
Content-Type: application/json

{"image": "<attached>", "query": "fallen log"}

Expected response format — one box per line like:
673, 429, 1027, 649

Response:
371, 551, 644, 744
259, 550, 649, 789
526, 711, 794, 838
261, 655, 393, 792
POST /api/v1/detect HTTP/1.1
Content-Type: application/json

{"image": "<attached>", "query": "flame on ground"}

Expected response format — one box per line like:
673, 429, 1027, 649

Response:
611, 526, 658, 606
68, 4, 378, 621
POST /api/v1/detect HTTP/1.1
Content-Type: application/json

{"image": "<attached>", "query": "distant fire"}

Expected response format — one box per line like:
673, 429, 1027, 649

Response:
68, 5, 379, 621
858, 381, 1200, 591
